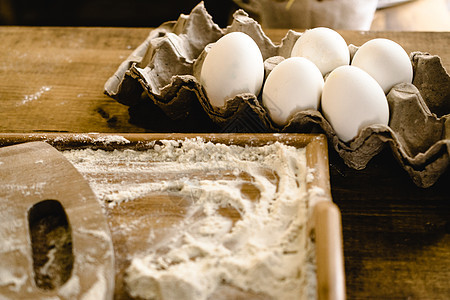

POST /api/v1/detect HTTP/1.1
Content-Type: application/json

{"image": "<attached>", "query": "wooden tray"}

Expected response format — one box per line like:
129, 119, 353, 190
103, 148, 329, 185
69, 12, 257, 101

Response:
0, 133, 345, 300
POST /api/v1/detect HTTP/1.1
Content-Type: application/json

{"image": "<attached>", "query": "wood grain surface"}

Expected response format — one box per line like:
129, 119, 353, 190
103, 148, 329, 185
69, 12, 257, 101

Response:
0, 141, 115, 299
0, 133, 342, 300
0, 26, 449, 299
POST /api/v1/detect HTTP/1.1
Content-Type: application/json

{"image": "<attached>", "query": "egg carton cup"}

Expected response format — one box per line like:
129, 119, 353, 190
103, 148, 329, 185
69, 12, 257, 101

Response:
104, 2, 450, 188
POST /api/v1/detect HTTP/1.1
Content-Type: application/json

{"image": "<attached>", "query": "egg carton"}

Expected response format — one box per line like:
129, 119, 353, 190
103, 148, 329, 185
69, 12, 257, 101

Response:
104, 2, 450, 188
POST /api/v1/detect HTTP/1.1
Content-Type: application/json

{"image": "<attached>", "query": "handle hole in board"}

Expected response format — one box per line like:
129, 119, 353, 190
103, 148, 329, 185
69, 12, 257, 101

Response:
28, 199, 74, 290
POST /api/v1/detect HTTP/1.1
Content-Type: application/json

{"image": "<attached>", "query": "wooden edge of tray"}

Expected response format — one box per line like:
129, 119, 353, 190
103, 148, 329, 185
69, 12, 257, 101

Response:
0, 132, 345, 300
0, 132, 323, 149
305, 136, 346, 300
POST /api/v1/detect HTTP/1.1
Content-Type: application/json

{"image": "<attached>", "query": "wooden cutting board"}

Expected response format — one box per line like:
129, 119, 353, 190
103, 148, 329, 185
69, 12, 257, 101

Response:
0, 133, 344, 300
0, 141, 115, 299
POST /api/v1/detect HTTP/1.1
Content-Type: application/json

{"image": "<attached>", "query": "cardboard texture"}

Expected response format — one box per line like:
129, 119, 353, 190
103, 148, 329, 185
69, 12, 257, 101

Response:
104, 2, 450, 187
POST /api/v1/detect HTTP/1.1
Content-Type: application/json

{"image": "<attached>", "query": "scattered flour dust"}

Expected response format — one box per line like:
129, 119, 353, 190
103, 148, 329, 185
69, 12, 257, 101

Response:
19, 86, 52, 105
63, 138, 317, 300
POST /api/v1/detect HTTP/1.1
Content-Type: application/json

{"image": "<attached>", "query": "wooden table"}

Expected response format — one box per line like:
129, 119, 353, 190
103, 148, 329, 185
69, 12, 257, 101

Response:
0, 26, 449, 299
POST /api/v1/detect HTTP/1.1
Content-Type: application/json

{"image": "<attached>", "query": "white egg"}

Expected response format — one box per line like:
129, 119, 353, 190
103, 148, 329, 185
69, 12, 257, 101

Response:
351, 38, 413, 93
262, 57, 324, 127
200, 32, 264, 108
290, 27, 350, 76
321, 66, 389, 142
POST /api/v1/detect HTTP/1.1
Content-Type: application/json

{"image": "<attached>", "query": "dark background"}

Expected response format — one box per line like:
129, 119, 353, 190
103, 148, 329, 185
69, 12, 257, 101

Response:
0, 0, 237, 28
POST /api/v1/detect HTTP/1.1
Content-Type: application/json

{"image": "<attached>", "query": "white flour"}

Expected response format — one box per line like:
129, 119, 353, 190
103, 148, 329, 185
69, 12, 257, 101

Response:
64, 138, 316, 300
19, 86, 52, 105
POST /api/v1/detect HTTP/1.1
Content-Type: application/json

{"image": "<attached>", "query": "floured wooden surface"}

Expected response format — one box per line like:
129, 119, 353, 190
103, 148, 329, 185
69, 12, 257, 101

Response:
104, 2, 450, 188
62, 138, 318, 299
1, 26, 448, 300
0, 142, 115, 300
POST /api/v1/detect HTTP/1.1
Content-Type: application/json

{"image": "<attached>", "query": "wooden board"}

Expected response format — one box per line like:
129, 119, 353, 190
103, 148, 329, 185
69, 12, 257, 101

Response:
0, 141, 115, 299
0, 26, 449, 299
0, 133, 344, 300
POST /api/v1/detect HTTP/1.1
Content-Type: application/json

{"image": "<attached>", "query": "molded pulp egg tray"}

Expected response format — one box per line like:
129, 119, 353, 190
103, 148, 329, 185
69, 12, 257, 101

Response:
104, 2, 450, 188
